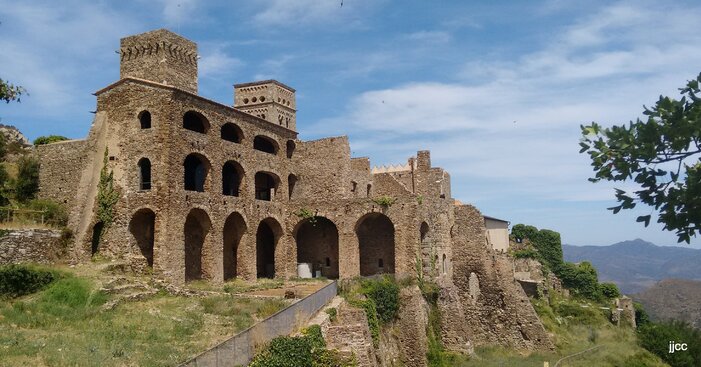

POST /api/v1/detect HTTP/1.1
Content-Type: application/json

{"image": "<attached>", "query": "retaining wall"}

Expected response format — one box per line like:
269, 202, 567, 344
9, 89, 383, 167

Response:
182, 281, 338, 366
0, 229, 65, 265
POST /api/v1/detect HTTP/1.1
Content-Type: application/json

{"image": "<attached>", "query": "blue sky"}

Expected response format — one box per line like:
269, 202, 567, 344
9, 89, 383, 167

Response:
2, 0, 701, 247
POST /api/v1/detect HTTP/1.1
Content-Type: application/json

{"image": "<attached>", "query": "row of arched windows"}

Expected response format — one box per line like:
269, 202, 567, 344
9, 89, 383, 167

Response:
137, 154, 297, 202
138, 110, 295, 158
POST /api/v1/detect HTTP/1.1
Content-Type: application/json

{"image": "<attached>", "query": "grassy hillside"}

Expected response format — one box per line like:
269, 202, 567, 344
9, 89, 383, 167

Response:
0, 263, 292, 367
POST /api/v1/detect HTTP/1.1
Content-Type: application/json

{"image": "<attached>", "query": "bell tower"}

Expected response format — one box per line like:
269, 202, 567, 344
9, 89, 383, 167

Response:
233, 80, 296, 131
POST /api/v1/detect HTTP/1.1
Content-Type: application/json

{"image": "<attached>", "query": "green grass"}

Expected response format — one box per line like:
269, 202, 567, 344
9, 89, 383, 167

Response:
455, 296, 668, 367
0, 266, 291, 366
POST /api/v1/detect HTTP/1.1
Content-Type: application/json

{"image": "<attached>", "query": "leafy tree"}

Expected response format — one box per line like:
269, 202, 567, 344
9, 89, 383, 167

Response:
0, 78, 25, 103
510, 224, 538, 242
33, 135, 69, 146
634, 302, 651, 328
598, 282, 621, 299
638, 320, 701, 367
15, 155, 40, 203
580, 73, 701, 243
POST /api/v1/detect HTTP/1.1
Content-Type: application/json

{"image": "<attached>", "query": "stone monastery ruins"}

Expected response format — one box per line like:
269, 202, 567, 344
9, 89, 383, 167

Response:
36, 29, 552, 350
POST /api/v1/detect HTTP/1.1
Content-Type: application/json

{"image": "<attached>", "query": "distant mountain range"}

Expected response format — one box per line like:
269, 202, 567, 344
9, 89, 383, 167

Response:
633, 279, 701, 329
562, 239, 701, 294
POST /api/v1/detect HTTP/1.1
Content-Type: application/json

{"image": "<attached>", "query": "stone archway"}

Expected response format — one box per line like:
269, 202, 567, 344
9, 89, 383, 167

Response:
256, 218, 282, 278
356, 213, 395, 276
295, 217, 339, 279
129, 208, 156, 267
184, 208, 212, 281
223, 212, 246, 280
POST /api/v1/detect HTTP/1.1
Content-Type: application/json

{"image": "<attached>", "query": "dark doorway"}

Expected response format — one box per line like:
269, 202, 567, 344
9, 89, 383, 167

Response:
295, 217, 339, 279
184, 209, 211, 281
91, 221, 104, 255
256, 218, 281, 278
138, 158, 151, 191
223, 212, 246, 280
129, 209, 155, 267
356, 213, 395, 276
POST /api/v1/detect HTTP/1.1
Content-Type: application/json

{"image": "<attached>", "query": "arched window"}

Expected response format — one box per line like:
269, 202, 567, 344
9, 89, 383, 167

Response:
286, 140, 296, 159
138, 158, 151, 191
183, 111, 209, 133
184, 154, 209, 192
139, 110, 151, 129
255, 172, 279, 201
288, 174, 297, 200
222, 161, 243, 196
221, 123, 243, 143
253, 135, 279, 155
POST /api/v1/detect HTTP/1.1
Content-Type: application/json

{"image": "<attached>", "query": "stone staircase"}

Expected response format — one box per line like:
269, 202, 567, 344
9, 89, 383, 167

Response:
99, 275, 159, 310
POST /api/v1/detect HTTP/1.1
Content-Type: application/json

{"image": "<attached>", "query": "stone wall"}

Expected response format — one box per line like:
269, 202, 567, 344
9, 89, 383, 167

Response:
0, 229, 65, 265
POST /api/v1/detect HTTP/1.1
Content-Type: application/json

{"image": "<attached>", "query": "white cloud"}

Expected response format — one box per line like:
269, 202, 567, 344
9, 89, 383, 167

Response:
320, 1, 701, 204
198, 48, 244, 78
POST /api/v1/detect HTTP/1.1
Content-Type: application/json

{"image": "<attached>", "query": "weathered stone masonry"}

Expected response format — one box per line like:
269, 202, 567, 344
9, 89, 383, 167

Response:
36, 28, 552, 352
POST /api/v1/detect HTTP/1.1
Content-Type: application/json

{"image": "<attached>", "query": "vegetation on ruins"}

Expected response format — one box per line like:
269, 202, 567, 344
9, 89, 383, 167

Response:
510, 223, 621, 301
295, 208, 318, 225
249, 324, 356, 367
580, 72, 701, 243
372, 195, 396, 207
33, 135, 69, 146
340, 276, 401, 347
92, 148, 119, 251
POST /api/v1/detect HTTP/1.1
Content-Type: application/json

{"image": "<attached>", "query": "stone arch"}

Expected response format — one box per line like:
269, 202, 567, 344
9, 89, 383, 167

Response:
129, 208, 155, 267
255, 171, 280, 201
184, 153, 210, 192
294, 217, 339, 279
184, 208, 212, 281
221, 122, 243, 143
256, 218, 282, 278
222, 161, 243, 196
253, 135, 279, 155
356, 213, 395, 276
183, 110, 209, 133
138, 157, 152, 191
223, 212, 246, 280
138, 110, 151, 129
286, 140, 296, 159
288, 173, 298, 200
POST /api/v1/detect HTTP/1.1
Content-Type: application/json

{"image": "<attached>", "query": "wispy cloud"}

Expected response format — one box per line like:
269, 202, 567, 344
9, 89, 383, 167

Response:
198, 47, 244, 79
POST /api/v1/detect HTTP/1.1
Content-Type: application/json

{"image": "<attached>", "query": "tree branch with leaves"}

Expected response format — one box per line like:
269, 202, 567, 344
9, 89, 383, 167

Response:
580, 73, 701, 243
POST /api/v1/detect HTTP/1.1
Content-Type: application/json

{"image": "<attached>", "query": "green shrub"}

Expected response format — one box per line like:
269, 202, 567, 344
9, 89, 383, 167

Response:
0, 264, 58, 298
553, 301, 604, 325
372, 195, 396, 207
361, 276, 400, 324
250, 324, 354, 367
27, 198, 69, 226
598, 282, 620, 299
510, 224, 538, 242
14, 155, 39, 203
512, 248, 539, 259
634, 302, 651, 327
638, 320, 701, 367
325, 307, 337, 322
33, 135, 69, 145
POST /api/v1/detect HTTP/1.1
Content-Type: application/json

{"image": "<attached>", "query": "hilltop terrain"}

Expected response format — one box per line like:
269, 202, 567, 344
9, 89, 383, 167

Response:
562, 239, 701, 294
633, 278, 701, 329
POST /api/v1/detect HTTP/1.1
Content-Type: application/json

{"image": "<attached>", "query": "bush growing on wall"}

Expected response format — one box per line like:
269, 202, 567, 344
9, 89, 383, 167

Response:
33, 135, 69, 146
249, 324, 354, 367
598, 282, 621, 299
361, 275, 400, 324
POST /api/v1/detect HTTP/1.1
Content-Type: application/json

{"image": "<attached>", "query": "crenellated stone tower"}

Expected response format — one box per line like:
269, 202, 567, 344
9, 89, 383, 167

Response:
119, 29, 199, 94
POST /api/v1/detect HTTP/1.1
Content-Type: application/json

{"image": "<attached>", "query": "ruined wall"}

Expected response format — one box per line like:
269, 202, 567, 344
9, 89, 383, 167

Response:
349, 157, 373, 199
36, 139, 89, 214
293, 137, 352, 201
448, 205, 553, 351
0, 229, 65, 265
